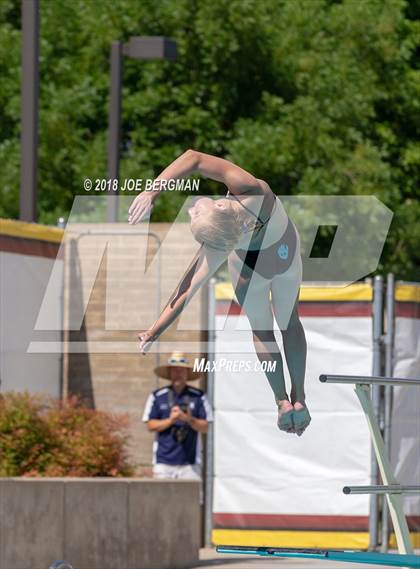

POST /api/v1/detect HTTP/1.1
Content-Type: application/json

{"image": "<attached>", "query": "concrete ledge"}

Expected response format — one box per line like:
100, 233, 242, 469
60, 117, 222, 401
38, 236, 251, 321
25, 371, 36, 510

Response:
0, 478, 200, 569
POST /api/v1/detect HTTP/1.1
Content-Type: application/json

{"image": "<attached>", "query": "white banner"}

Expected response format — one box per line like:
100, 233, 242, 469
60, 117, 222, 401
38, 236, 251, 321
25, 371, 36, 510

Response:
214, 307, 373, 527
390, 285, 420, 522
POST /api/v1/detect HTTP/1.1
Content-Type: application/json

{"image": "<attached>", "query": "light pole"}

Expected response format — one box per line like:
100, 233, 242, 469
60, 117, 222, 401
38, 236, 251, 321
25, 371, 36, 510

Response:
20, 0, 40, 222
107, 36, 177, 222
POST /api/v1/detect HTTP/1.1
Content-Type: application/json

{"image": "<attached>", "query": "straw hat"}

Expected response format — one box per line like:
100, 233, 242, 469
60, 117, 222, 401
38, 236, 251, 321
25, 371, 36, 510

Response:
154, 352, 202, 381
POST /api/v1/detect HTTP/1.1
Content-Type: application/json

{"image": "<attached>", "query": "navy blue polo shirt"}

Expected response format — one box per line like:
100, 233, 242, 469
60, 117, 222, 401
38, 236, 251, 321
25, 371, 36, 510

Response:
142, 385, 213, 466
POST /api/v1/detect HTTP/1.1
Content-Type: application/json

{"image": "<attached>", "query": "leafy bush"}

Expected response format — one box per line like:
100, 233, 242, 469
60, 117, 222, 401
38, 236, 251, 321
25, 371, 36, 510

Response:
0, 391, 135, 477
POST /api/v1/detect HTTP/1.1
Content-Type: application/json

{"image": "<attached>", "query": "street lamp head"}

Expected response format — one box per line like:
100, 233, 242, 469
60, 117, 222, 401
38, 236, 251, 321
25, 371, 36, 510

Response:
123, 36, 177, 61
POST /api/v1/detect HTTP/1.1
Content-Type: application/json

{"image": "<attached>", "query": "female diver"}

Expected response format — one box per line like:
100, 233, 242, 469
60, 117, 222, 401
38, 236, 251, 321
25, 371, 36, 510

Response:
128, 150, 311, 436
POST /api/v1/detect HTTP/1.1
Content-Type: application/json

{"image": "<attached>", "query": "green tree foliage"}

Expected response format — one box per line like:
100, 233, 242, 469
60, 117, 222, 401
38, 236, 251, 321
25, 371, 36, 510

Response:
0, 0, 418, 278
0, 391, 135, 476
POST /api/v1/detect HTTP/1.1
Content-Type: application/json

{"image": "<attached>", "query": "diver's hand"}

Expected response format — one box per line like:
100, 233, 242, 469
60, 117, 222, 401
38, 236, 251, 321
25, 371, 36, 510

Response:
128, 190, 155, 225
138, 330, 156, 354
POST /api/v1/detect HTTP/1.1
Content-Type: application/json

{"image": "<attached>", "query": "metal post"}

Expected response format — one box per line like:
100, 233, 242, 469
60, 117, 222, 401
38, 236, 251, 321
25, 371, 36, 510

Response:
355, 384, 413, 554
20, 0, 40, 222
320, 373, 417, 554
204, 278, 216, 547
107, 42, 122, 223
382, 273, 395, 552
56, 217, 66, 401
370, 275, 383, 550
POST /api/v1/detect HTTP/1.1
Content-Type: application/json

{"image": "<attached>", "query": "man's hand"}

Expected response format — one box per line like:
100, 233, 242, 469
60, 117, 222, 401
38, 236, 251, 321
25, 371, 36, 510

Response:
177, 407, 192, 424
171, 406, 194, 426
168, 405, 209, 433
169, 405, 182, 424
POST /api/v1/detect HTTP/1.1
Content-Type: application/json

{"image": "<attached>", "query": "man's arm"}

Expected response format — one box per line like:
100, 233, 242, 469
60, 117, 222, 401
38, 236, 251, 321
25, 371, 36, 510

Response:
148, 412, 207, 433
147, 406, 180, 432
147, 417, 174, 432
188, 417, 209, 433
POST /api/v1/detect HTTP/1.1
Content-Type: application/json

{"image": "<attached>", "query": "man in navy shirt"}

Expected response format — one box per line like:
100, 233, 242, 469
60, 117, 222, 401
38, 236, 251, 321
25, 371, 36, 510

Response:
142, 352, 213, 481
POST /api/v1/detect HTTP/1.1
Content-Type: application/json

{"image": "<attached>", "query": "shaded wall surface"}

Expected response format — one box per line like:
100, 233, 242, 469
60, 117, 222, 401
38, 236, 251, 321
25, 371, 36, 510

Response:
0, 478, 200, 569
62, 223, 206, 473
0, 219, 64, 397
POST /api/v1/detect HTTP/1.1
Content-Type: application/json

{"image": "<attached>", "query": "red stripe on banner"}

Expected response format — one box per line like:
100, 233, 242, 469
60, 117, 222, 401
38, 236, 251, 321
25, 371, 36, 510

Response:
395, 302, 420, 319
408, 516, 420, 530
213, 513, 369, 531
299, 302, 372, 317
216, 300, 242, 316
216, 300, 372, 317
0, 235, 62, 259
213, 513, 420, 531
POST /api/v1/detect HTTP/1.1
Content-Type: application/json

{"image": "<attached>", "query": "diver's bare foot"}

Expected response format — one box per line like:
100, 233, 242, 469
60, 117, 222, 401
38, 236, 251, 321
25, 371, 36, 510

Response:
276, 399, 294, 433
292, 401, 311, 436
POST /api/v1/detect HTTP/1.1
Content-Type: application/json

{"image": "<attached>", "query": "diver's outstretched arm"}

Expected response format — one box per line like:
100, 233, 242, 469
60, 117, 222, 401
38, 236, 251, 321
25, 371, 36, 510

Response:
128, 149, 262, 225
138, 244, 226, 353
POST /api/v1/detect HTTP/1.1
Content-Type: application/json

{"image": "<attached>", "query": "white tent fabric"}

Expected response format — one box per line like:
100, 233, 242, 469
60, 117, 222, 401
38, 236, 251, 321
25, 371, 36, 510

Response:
390, 286, 420, 522
214, 309, 373, 526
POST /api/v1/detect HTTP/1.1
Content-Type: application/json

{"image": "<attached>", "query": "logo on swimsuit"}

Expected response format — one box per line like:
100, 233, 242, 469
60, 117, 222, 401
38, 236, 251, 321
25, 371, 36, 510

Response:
277, 243, 289, 260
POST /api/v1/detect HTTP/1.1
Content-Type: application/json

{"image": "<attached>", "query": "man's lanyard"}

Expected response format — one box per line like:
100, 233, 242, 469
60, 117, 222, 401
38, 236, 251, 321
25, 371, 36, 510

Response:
167, 387, 190, 410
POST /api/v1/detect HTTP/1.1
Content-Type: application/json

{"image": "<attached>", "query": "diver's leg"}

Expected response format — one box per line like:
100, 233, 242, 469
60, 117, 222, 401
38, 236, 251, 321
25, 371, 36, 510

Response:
270, 252, 306, 401
228, 255, 287, 399
228, 255, 294, 431
280, 298, 307, 403
271, 257, 310, 434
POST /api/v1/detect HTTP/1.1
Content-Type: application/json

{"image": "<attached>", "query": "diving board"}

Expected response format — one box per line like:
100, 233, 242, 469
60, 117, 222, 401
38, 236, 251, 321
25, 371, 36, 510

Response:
216, 546, 420, 568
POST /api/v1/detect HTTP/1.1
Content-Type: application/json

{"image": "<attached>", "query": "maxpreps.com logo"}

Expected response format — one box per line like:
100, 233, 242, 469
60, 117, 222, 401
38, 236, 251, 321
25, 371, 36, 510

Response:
193, 358, 277, 373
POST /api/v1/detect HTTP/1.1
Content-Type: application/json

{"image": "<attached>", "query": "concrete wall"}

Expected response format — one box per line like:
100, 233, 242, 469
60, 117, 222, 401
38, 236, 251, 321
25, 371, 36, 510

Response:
62, 223, 208, 474
0, 478, 200, 569
0, 249, 63, 397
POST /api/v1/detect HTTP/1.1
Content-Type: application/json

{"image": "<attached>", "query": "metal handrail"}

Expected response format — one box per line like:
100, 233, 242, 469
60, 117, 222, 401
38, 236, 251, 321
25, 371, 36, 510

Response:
319, 374, 420, 386
343, 485, 420, 495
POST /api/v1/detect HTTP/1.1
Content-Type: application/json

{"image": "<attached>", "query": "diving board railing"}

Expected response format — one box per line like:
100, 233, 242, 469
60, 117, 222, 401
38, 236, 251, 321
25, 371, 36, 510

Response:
343, 486, 420, 495
216, 546, 420, 568
320, 373, 420, 555
320, 375, 419, 386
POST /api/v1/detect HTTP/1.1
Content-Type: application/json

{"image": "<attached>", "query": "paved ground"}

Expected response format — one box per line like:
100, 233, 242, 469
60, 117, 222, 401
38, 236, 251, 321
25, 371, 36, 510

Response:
189, 548, 397, 569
